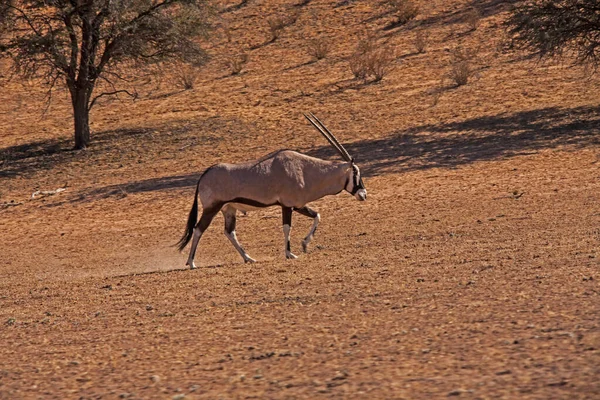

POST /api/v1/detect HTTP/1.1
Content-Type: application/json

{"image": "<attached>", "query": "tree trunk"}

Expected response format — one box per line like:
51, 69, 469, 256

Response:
71, 87, 91, 150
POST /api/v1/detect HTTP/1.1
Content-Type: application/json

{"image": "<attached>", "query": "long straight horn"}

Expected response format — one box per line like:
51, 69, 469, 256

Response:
309, 112, 353, 162
304, 113, 352, 162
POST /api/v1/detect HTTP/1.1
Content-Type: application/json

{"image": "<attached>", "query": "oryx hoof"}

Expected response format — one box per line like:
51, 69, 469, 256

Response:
302, 240, 309, 253
286, 252, 298, 260
186, 261, 197, 270
244, 257, 257, 264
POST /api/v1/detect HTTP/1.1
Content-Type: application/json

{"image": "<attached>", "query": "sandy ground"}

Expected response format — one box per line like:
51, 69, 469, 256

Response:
1, 0, 599, 398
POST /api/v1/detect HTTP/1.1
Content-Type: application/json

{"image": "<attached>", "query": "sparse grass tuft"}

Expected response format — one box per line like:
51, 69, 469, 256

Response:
171, 62, 199, 90
464, 8, 482, 31
225, 52, 249, 75
387, 0, 419, 26
349, 35, 396, 82
367, 46, 396, 82
413, 30, 429, 53
448, 46, 477, 86
355, 33, 378, 55
267, 13, 298, 42
349, 53, 369, 80
306, 37, 331, 60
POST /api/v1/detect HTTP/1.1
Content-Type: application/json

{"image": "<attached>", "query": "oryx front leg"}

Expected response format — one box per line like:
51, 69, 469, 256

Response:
222, 207, 256, 264
186, 207, 219, 269
282, 206, 297, 259
294, 206, 320, 252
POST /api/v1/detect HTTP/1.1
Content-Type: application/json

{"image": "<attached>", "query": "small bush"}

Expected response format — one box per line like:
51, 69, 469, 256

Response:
306, 37, 331, 60
449, 60, 471, 86
267, 13, 298, 42
387, 0, 419, 25
349, 35, 396, 82
225, 52, 249, 75
171, 62, 199, 90
366, 46, 396, 82
464, 8, 482, 31
355, 33, 377, 55
448, 46, 477, 86
413, 30, 429, 53
349, 53, 369, 80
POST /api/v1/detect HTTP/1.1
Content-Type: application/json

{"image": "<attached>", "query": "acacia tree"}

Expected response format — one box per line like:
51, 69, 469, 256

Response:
507, 0, 600, 70
0, 0, 211, 149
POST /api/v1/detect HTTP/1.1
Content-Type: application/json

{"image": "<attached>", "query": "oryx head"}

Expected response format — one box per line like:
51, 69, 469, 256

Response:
304, 112, 367, 201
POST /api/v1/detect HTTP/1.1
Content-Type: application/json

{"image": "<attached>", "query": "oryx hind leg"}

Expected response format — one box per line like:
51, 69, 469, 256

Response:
282, 206, 297, 260
186, 206, 220, 269
222, 206, 256, 264
294, 206, 320, 252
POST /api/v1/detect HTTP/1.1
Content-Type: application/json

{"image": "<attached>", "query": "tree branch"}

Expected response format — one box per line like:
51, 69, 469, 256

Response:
89, 88, 137, 110
6, 4, 42, 37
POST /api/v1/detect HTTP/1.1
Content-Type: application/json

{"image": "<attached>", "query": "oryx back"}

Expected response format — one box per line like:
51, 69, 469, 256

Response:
199, 150, 344, 209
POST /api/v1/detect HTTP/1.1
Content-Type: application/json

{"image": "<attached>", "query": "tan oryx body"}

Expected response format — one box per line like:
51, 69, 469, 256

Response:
177, 113, 367, 268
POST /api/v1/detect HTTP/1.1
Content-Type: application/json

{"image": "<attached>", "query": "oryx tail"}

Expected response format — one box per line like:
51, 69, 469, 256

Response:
176, 177, 201, 252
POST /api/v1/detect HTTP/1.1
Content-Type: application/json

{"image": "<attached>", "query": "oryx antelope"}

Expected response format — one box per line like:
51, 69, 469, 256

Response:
177, 113, 367, 269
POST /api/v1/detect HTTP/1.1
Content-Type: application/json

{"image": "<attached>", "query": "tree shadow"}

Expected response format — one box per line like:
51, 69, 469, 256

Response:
472, 0, 520, 18
305, 105, 600, 177
0, 127, 155, 180
415, 0, 519, 29
0, 137, 72, 180
220, 0, 249, 14
283, 59, 317, 71
59, 173, 201, 205
8, 106, 599, 205
0, 117, 231, 182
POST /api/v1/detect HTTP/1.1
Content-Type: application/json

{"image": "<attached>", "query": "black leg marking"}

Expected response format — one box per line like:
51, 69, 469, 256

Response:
282, 206, 296, 259
282, 206, 293, 226
224, 211, 237, 234
294, 206, 318, 218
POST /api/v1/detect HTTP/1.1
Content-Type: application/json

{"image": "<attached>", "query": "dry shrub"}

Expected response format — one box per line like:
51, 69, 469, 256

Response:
464, 8, 482, 31
387, 0, 419, 25
448, 46, 477, 86
267, 13, 298, 42
413, 30, 429, 53
225, 52, 249, 75
223, 26, 233, 43
171, 62, 200, 90
450, 60, 471, 86
349, 35, 396, 82
306, 37, 331, 60
366, 46, 396, 81
349, 53, 369, 80
355, 33, 377, 55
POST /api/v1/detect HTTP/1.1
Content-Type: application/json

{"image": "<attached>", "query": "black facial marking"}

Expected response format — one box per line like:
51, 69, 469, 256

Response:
349, 165, 364, 195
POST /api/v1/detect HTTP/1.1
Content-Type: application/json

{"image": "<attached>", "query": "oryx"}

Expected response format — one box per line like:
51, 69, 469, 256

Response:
177, 113, 367, 269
